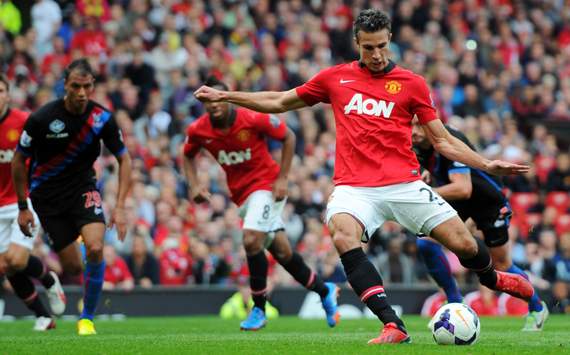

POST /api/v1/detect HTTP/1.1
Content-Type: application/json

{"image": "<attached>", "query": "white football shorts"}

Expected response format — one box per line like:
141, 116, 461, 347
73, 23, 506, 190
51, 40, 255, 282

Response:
239, 190, 286, 246
326, 180, 458, 242
0, 201, 38, 253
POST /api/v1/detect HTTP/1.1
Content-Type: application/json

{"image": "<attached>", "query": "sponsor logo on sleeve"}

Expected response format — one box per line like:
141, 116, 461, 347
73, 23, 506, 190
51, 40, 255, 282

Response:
19, 130, 32, 147
269, 115, 281, 128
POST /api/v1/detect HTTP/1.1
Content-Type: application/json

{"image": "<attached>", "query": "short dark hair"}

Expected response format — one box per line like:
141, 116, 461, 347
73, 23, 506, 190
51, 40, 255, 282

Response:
64, 58, 95, 80
204, 75, 229, 91
353, 9, 392, 40
0, 74, 9, 91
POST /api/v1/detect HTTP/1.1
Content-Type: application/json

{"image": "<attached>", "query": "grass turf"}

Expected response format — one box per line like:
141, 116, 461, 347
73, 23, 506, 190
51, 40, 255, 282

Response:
0, 315, 567, 354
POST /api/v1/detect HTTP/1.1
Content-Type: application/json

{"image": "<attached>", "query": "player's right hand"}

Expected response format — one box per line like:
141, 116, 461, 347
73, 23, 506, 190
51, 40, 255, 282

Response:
17, 209, 35, 238
191, 186, 211, 204
194, 86, 225, 102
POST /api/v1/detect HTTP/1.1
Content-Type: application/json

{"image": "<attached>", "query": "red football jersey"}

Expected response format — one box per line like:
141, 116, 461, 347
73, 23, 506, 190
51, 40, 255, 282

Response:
184, 108, 287, 205
0, 109, 29, 206
296, 61, 438, 187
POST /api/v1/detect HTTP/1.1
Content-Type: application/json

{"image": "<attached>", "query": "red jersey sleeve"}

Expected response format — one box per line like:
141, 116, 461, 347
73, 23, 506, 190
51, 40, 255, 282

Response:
183, 124, 201, 158
410, 76, 438, 124
252, 112, 287, 140
295, 68, 333, 106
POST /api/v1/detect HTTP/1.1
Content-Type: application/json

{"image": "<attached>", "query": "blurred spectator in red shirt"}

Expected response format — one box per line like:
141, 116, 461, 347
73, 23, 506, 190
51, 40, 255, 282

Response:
159, 239, 192, 286
103, 245, 134, 291
70, 16, 108, 57
40, 36, 70, 76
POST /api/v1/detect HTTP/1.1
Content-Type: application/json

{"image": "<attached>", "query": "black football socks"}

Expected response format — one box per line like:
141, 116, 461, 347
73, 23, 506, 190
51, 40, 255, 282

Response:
23, 255, 55, 289
280, 252, 329, 298
458, 237, 497, 288
7, 273, 50, 317
340, 247, 406, 332
247, 250, 268, 312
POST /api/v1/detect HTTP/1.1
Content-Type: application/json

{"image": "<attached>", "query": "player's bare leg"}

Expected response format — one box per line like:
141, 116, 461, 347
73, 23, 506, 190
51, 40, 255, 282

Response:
240, 229, 269, 331
330, 213, 410, 344
74, 223, 105, 335
430, 217, 533, 301
268, 232, 339, 327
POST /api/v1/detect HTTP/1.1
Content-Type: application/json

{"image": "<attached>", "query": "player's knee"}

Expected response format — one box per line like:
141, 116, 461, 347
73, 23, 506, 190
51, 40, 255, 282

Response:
5, 253, 28, 272
272, 247, 292, 264
243, 232, 264, 255
85, 241, 103, 262
453, 234, 478, 259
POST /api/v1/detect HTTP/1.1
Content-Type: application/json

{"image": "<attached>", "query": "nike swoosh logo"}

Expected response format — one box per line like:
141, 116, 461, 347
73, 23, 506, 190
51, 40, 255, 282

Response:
205, 139, 213, 144
94, 207, 103, 215
340, 79, 356, 84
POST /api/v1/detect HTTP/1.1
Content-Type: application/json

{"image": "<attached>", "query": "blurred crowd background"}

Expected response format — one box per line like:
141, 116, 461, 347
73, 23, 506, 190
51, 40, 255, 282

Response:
1, 0, 569, 314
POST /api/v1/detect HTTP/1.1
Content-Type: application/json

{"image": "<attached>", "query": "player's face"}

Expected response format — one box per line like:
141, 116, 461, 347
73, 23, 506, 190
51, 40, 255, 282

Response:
356, 29, 391, 73
0, 82, 9, 114
204, 86, 231, 123
411, 117, 430, 148
64, 70, 94, 113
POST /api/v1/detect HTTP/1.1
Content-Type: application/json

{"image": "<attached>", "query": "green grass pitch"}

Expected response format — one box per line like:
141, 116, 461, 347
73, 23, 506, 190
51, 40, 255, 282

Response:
0, 315, 568, 354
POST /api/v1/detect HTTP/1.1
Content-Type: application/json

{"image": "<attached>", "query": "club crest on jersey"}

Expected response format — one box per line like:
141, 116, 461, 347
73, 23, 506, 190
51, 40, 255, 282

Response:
385, 80, 402, 94
92, 112, 105, 129
344, 93, 395, 118
236, 130, 251, 142
49, 119, 65, 133
6, 128, 19, 142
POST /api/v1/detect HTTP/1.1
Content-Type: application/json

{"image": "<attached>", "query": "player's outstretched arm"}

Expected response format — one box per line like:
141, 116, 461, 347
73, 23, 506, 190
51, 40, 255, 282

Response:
194, 86, 307, 114
423, 119, 530, 176
182, 154, 211, 203
274, 128, 296, 201
110, 151, 132, 242
11, 151, 34, 237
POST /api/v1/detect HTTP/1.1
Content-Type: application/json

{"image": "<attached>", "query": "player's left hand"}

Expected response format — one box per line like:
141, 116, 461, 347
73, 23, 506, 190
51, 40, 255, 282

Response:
109, 207, 128, 242
273, 176, 288, 201
484, 160, 531, 176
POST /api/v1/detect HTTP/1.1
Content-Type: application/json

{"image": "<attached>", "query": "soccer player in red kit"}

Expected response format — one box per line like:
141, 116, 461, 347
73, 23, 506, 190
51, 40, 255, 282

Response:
0, 74, 66, 330
183, 76, 339, 331
195, 9, 534, 344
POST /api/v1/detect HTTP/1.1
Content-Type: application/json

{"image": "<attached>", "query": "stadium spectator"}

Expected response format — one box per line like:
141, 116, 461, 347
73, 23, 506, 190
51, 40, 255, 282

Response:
546, 153, 570, 192
103, 244, 134, 291
372, 237, 416, 285
125, 234, 159, 288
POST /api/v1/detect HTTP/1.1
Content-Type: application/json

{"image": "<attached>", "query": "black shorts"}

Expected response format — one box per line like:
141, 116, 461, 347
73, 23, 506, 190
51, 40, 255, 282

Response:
31, 186, 106, 252
456, 201, 512, 248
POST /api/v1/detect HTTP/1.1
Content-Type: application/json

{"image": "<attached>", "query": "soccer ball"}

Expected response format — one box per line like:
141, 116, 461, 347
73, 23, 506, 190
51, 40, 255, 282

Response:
430, 303, 480, 345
